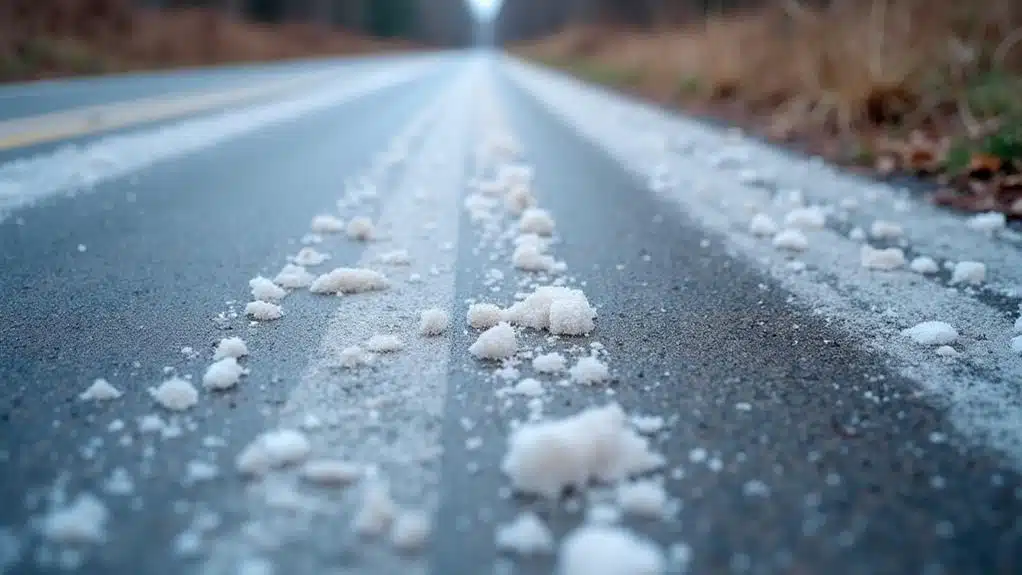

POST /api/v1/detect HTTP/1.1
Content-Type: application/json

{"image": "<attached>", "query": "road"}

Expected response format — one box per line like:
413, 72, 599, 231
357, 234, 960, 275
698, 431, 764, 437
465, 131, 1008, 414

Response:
1, 52, 1021, 575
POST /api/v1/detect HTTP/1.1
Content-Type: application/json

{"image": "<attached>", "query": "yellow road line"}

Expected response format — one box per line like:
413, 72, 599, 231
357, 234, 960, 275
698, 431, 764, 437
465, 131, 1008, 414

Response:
0, 72, 335, 152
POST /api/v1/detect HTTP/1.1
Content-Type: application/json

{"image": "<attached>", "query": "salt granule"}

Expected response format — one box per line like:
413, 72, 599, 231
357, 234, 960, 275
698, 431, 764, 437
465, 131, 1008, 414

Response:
274, 264, 315, 289
772, 229, 808, 251
549, 295, 597, 336
783, 206, 826, 229
519, 208, 556, 236
366, 335, 405, 353
533, 352, 567, 374
310, 268, 389, 295
346, 216, 375, 240
616, 479, 668, 518
236, 429, 311, 475
378, 249, 412, 265
869, 220, 904, 239
950, 261, 986, 285
80, 379, 121, 401
390, 510, 432, 551
504, 287, 594, 332
1010, 335, 1022, 354
468, 303, 504, 329
748, 214, 778, 237
495, 512, 553, 555
213, 337, 248, 360
557, 525, 665, 575
569, 356, 610, 384
245, 301, 283, 321
513, 243, 556, 272
310, 214, 344, 234
293, 247, 330, 267
848, 227, 867, 241
511, 378, 544, 397
301, 460, 362, 485
202, 357, 245, 390
469, 322, 518, 360
40, 493, 109, 544
249, 276, 286, 302
353, 481, 397, 536
149, 377, 198, 411
909, 257, 939, 275
339, 346, 372, 368
966, 212, 1006, 233
419, 308, 450, 336
505, 185, 535, 215
860, 245, 905, 270
902, 321, 959, 345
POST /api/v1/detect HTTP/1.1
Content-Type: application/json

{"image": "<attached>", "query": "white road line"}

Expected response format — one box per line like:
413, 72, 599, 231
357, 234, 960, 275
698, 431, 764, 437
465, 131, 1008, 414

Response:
505, 58, 1022, 470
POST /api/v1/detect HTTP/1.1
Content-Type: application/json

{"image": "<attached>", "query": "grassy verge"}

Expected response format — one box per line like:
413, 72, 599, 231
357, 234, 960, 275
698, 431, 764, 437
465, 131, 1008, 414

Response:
517, 0, 1022, 217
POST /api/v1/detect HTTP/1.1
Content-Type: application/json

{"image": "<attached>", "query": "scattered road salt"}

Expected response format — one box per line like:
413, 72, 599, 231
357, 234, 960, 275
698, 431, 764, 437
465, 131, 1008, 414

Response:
909, 256, 939, 275
213, 337, 248, 360
860, 245, 906, 270
469, 322, 518, 360
557, 525, 665, 575
338, 345, 373, 368
783, 206, 826, 229
301, 459, 362, 485
40, 493, 108, 544
378, 249, 412, 265
310, 268, 389, 294
869, 220, 904, 239
616, 479, 668, 518
202, 357, 245, 390
511, 378, 544, 396
966, 212, 1006, 234
79, 378, 121, 401
569, 356, 610, 384
245, 301, 283, 321
903, 321, 959, 345
365, 335, 405, 353
249, 276, 286, 302
1011, 335, 1022, 354
533, 352, 567, 374
274, 264, 315, 289
748, 214, 778, 237
772, 229, 808, 251
495, 512, 553, 555
950, 261, 986, 285
419, 308, 450, 336
149, 377, 198, 411
467, 303, 504, 329
353, 481, 397, 536
236, 429, 311, 475
390, 510, 431, 551
346, 216, 375, 240
310, 214, 345, 234
513, 243, 556, 272
505, 287, 595, 333
519, 208, 556, 236
292, 247, 330, 267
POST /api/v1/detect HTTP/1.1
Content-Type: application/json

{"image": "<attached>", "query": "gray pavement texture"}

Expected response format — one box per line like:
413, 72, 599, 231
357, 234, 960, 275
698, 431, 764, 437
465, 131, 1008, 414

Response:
1, 54, 1020, 575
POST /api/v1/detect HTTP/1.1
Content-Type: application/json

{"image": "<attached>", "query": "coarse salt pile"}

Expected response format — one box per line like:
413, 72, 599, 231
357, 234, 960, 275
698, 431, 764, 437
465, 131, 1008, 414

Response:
245, 301, 283, 321
236, 429, 311, 475
869, 220, 904, 239
149, 377, 198, 411
748, 214, 778, 237
301, 459, 362, 485
505, 185, 536, 215
569, 356, 610, 384
249, 276, 287, 302
1011, 335, 1022, 354
519, 208, 556, 236
950, 261, 986, 285
909, 257, 939, 275
772, 229, 808, 251
616, 479, 668, 518
902, 321, 959, 345
390, 510, 432, 551
274, 264, 315, 289
495, 512, 554, 555
378, 249, 412, 266
468, 303, 504, 329
860, 245, 905, 271
202, 357, 245, 390
783, 206, 826, 229
353, 480, 397, 536
512, 243, 557, 273
505, 287, 596, 335
80, 378, 121, 401
40, 493, 109, 544
532, 352, 567, 374
214, 336, 248, 360
365, 335, 405, 353
339, 345, 372, 368
469, 322, 517, 360
346, 216, 375, 241
419, 308, 450, 336
501, 403, 664, 498
311, 214, 344, 234
310, 268, 389, 295
557, 525, 665, 575
966, 211, 1006, 234
293, 247, 330, 267
511, 378, 545, 396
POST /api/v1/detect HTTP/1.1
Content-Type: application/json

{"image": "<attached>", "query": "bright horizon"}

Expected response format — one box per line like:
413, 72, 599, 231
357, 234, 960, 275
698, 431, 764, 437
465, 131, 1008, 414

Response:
467, 0, 501, 20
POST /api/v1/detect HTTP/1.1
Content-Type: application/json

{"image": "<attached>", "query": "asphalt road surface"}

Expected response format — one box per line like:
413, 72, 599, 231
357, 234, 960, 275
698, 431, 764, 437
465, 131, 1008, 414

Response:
1, 52, 1021, 575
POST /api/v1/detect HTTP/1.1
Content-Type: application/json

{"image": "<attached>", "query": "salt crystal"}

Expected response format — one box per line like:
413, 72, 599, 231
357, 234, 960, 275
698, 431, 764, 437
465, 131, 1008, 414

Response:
860, 245, 905, 270
495, 512, 553, 555
390, 510, 431, 551
748, 214, 778, 237
783, 206, 826, 229
236, 429, 311, 475
506, 185, 535, 215
301, 459, 362, 485
772, 229, 808, 251
249, 276, 286, 302
149, 378, 198, 411
549, 295, 597, 336
469, 322, 517, 360
378, 249, 412, 265
274, 264, 315, 289
519, 208, 556, 236
185, 461, 219, 483
310, 214, 344, 234
310, 268, 389, 294
202, 357, 245, 390
569, 356, 610, 384
504, 287, 595, 333
935, 345, 959, 358
293, 247, 330, 267
631, 415, 664, 434
245, 301, 283, 321
848, 227, 867, 241
366, 335, 404, 353
346, 216, 375, 240
40, 493, 108, 544
213, 337, 248, 360
869, 220, 904, 239
533, 352, 567, 373
511, 378, 544, 396
468, 303, 504, 329
1011, 335, 1022, 354
950, 261, 986, 285
353, 481, 397, 536
902, 321, 959, 345
339, 345, 372, 368
419, 308, 450, 336
80, 379, 121, 401
512, 243, 556, 272
557, 525, 665, 575
909, 256, 939, 275
617, 479, 668, 518
966, 212, 1006, 233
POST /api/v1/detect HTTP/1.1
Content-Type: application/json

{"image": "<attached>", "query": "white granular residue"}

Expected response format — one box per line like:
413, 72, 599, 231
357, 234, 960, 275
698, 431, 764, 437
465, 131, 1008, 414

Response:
616, 479, 668, 518
149, 377, 198, 411
1010, 335, 1022, 354
783, 206, 826, 229
40, 493, 109, 544
519, 208, 556, 236
950, 261, 986, 285
533, 352, 567, 373
80, 378, 122, 401
389, 510, 431, 551
748, 213, 778, 237
870, 220, 904, 239
311, 214, 345, 234
419, 308, 450, 336
245, 301, 283, 321
378, 249, 412, 265
902, 321, 959, 346
848, 227, 867, 241
569, 356, 610, 384
512, 243, 556, 272
236, 429, 312, 475
511, 378, 545, 396
501, 403, 664, 497
365, 335, 405, 353
353, 480, 397, 536
338, 345, 373, 368
860, 245, 905, 270
505, 286, 594, 332
346, 216, 375, 240
249, 276, 287, 302
966, 212, 1006, 233
202, 357, 246, 390
273, 264, 315, 289
468, 303, 504, 329
301, 459, 362, 485
557, 525, 665, 575
936, 345, 960, 358
185, 461, 219, 483
549, 294, 597, 336
213, 337, 248, 360
495, 512, 554, 555
310, 268, 389, 294
506, 185, 535, 215
909, 256, 939, 275
772, 229, 808, 251
631, 415, 665, 434
293, 247, 330, 267
469, 322, 518, 360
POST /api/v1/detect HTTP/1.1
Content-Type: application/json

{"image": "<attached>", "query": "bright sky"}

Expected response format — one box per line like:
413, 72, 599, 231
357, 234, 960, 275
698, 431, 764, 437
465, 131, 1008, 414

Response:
467, 0, 501, 19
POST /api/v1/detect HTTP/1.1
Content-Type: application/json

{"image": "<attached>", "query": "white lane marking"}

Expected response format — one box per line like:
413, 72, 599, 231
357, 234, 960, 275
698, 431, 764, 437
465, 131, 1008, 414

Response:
201, 62, 480, 574
505, 58, 1022, 470
0, 59, 440, 220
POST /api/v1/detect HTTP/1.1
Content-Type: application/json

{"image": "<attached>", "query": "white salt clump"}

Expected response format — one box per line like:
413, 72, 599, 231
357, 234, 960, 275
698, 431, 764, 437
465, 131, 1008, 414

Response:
236, 429, 311, 475
902, 321, 959, 345
557, 525, 665, 575
783, 206, 826, 229
311, 214, 345, 234
245, 301, 283, 321
549, 294, 597, 336
569, 356, 610, 384
353, 481, 397, 536
511, 378, 544, 396
419, 308, 450, 336
870, 220, 904, 239
616, 480, 668, 518
149, 377, 198, 411
1014, 316, 1022, 333
293, 247, 330, 267
203, 357, 245, 390
310, 268, 389, 294
519, 208, 556, 236
848, 227, 867, 241
748, 213, 778, 237
950, 261, 986, 285
378, 249, 412, 265
469, 322, 517, 360
501, 403, 664, 498
390, 510, 431, 551
80, 379, 122, 401
40, 493, 109, 544
513, 243, 556, 272
935, 345, 960, 358
468, 303, 504, 329
966, 212, 1006, 233
339, 346, 372, 368
909, 257, 939, 275
860, 245, 905, 270
505, 185, 536, 215
346, 216, 375, 240
1010, 335, 1022, 354
772, 229, 808, 251
495, 512, 554, 555
249, 276, 286, 302
505, 287, 595, 333
533, 352, 567, 374
630, 415, 664, 434
366, 335, 405, 353
214, 337, 248, 360
301, 460, 362, 485
274, 264, 315, 289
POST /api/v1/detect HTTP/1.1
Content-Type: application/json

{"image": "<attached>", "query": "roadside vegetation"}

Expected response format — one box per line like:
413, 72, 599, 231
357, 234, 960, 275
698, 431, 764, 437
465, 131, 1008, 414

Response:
518, 0, 1022, 217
